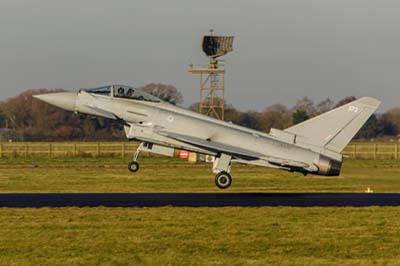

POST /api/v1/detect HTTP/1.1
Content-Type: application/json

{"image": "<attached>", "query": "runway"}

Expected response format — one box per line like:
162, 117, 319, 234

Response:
1, 193, 400, 207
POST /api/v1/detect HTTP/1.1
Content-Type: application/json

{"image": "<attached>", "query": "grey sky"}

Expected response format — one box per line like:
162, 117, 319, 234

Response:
1, 0, 399, 112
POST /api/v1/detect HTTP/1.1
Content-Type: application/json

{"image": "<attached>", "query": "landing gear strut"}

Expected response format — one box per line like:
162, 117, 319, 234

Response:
215, 171, 232, 189
213, 153, 233, 189
128, 142, 143, 173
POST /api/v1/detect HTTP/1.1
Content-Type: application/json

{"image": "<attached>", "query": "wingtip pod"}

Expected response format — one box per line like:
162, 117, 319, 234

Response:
357, 97, 381, 109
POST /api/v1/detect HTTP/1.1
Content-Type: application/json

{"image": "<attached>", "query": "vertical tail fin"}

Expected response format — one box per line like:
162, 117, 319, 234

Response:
284, 97, 381, 152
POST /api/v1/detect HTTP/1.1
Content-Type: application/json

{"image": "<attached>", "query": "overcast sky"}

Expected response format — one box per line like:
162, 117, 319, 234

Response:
1, 0, 400, 112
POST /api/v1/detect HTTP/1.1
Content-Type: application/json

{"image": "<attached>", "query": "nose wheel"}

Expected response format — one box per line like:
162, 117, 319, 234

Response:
128, 161, 139, 173
215, 171, 232, 189
128, 142, 143, 173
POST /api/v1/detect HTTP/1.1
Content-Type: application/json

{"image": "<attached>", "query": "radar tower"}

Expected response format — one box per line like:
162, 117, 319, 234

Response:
189, 30, 234, 120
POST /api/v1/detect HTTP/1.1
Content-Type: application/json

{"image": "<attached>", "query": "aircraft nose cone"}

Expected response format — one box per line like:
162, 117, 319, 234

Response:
33, 92, 77, 112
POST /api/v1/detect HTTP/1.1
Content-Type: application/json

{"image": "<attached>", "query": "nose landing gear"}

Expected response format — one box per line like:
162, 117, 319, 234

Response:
128, 142, 143, 173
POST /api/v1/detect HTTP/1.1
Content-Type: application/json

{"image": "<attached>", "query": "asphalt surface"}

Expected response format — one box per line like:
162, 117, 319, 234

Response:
1, 193, 400, 207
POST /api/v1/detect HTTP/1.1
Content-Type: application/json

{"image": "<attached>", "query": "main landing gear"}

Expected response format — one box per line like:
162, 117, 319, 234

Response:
215, 171, 232, 189
213, 153, 233, 189
128, 142, 143, 173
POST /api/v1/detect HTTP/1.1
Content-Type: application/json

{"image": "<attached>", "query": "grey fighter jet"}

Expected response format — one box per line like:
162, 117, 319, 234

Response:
33, 85, 380, 189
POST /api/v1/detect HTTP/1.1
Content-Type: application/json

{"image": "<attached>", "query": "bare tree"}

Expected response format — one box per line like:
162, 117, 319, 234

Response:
141, 83, 183, 105
334, 96, 357, 108
316, 98, 334, 114
259, 104, 292, 132
293, 97, 316, 116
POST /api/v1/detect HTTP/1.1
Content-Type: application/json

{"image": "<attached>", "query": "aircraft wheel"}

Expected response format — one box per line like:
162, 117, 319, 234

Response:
215, 171, 232, 189
128, 161, 139, 173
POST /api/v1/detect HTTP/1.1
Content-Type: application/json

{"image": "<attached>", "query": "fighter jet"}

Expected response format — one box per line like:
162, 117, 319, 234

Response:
33, 85, 380, 189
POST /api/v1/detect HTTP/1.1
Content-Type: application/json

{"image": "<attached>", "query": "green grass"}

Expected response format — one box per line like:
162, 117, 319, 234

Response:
1, 157, 400, 265
0, 157, 400, 192
1, 207, 400, 266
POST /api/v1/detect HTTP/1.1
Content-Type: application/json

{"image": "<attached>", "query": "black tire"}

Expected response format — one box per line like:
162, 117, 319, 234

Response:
215, 171, 232, 189
128, 161, 139, 173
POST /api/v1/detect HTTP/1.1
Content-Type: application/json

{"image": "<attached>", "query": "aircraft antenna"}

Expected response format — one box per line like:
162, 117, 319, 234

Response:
189, 30, 234, 120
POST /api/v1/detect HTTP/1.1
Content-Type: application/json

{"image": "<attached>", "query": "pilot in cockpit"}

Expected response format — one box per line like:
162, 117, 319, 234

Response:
126, 88, 134, 98
117, 87, 125, 97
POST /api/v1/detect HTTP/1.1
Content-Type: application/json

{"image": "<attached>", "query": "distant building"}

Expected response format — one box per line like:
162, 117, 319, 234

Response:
0, 128, 21, 142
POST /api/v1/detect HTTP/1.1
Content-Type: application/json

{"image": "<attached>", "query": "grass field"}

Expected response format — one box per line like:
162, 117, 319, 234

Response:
1, 157, 400, 265
0, 157, 400, 192
1, 207, 400, 266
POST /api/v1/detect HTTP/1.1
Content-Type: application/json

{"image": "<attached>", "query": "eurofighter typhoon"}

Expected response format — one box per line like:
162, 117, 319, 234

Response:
34, 85, 380, 189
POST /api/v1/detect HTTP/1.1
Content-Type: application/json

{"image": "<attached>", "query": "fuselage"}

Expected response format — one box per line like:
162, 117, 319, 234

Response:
73, 88, 342, 176
33, 85, 343, 177
33, 85, 383, 188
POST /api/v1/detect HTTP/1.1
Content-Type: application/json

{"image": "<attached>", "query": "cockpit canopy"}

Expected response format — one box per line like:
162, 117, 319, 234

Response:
85, 85, 161, 103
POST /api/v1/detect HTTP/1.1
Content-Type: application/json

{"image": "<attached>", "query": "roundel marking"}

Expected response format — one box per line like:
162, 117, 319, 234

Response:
167, 115, 174, 122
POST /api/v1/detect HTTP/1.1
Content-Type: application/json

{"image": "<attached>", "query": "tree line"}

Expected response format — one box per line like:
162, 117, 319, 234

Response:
0, 84, 399, 141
